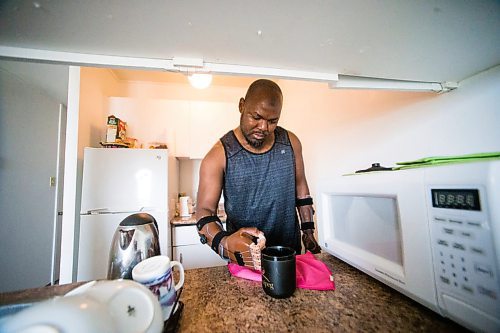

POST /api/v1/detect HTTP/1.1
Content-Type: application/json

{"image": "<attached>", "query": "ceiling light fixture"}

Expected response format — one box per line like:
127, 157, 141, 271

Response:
329, 75, 457, 93
172, 57, 213, 89
188, 73, 213, 89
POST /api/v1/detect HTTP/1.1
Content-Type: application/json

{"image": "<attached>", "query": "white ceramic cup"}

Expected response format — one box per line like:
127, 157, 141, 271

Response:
132, 255, 185, 321
179, 196, 191, 217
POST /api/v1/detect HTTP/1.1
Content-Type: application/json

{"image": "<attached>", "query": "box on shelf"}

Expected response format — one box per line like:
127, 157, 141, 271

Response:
106, 115, 127, 143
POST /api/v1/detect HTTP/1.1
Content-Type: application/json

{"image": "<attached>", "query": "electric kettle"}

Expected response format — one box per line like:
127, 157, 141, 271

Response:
107, 213, 161, 279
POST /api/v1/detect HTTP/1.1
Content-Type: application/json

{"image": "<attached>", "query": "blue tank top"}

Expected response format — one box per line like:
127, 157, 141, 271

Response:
220, 126, 301, 253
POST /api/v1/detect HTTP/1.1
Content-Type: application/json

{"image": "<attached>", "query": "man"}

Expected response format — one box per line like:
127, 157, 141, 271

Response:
195, 79, 321, 269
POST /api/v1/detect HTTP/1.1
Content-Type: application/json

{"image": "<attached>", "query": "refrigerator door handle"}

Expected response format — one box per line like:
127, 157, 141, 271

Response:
84, 208, 111, 215
139, 206, 157, 212
82, 208, 150, 215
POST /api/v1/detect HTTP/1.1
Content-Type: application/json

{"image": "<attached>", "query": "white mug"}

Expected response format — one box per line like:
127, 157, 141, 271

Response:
132, 255, 185, 321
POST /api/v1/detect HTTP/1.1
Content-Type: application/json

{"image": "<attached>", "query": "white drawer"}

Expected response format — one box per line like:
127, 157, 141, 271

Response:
172, 244, 227, 270
172, 225, 199, 246
172, 223, 226, 246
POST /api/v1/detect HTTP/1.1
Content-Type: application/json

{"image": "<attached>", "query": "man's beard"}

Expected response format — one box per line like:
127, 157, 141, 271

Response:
243, 131, 265, 148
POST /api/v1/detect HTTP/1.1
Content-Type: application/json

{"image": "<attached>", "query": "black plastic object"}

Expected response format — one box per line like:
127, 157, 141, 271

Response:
355, 163, 393, 173
261, 246, 296, 299
164, 302, 184, 333
119, 212, 159, 231
164, 287, 183, 333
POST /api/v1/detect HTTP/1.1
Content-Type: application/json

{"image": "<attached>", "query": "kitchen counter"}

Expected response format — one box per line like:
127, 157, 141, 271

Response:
171, 214, 197, 225
0, 282, 86, 306
178, 253, 469, 333
171, 213, 226, 226
0, 253, 469, 332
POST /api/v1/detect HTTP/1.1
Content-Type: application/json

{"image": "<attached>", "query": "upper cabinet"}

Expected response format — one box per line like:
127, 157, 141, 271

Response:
108, 97, 187, 155
107, 97, 238, 159
188, 101, 239, 159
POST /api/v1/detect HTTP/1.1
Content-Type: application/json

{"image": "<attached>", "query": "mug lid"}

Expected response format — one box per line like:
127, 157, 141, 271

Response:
132, 255, 170, 282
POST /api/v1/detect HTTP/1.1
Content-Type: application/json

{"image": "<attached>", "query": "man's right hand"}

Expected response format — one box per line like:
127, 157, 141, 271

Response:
222, 227, 265, 270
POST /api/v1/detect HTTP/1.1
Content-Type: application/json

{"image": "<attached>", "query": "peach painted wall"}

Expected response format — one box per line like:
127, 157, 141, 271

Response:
96, 66, 500, 205
79, 68, 127, 149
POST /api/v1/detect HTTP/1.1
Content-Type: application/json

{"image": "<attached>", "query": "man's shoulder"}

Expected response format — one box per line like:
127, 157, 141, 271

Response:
220, 129, 235, 143
276, 126, 300, 145
200, 140, 226, 173
205, 140, 225, 160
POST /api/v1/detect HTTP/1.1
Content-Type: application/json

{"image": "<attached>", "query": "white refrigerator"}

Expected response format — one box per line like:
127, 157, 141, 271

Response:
77, 148, 178, 281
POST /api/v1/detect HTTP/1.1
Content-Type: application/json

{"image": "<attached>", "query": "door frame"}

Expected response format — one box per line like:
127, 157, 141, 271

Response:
50, 103, 67, 285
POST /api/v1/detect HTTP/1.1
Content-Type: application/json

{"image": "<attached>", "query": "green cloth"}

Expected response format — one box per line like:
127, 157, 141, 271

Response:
343, 152, 500, 175
393, 152, 500, 170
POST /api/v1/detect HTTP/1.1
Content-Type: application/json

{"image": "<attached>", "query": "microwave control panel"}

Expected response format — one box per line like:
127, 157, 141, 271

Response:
428, 186, 499, 320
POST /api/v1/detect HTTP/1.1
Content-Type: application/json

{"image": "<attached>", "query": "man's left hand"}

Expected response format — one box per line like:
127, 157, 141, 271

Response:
302, 230, 321, 254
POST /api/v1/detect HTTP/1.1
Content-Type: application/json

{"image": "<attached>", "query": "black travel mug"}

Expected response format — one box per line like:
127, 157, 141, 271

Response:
261, 246, 296, 298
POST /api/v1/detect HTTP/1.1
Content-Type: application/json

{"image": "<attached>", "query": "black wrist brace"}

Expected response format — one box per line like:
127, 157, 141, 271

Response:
296, 197, 313, 207
211, 230, 230, 254
301, 222, 315, 231
196, 215, 221, 231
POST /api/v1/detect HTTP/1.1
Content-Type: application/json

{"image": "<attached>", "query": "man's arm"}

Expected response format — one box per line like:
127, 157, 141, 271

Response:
196, 141, 225, 221
195, 141, 265, 269
288, 131, 321, 254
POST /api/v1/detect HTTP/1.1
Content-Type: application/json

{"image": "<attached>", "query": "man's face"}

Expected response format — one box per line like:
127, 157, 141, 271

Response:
239, 92, 282, 148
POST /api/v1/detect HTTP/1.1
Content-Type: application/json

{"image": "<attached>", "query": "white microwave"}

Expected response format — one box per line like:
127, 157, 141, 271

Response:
318, 160, 500, 332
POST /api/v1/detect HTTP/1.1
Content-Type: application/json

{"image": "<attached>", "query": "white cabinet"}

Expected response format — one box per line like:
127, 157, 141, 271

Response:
171, 224, 228, 269
107, 98, 238, 159
107, 97, 190, 156
188, 101, 239, 159
172, 107, 191, 157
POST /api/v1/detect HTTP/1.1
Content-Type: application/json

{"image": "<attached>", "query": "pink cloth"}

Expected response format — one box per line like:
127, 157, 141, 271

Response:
227, 251, 335, 290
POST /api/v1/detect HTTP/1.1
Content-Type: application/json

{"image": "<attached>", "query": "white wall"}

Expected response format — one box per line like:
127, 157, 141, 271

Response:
178, 158, 201, 201
283, 66, 500, 199
0, 60, 67, 292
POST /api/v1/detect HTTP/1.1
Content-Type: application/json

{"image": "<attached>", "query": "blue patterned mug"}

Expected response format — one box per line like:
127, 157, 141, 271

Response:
132, 255, 184, 320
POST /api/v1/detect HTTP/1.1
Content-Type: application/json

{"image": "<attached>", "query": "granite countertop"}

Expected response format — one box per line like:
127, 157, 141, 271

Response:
0, 253, 469, 333
178, 253, 469, 333
171, 214, 197, 225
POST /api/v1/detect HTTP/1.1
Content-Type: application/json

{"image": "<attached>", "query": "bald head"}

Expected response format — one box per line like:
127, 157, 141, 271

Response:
238, 79, 283, 149
244, 79, 283, 107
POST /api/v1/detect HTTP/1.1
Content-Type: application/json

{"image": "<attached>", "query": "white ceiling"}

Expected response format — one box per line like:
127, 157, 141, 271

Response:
0, 0, 499, 83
